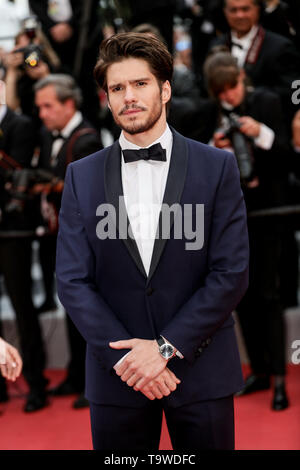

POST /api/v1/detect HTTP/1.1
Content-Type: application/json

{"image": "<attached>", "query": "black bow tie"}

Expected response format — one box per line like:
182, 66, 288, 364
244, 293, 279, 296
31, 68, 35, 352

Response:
122, 143, 167, 163
231, 41, 244, 50
52, 132, 66, 141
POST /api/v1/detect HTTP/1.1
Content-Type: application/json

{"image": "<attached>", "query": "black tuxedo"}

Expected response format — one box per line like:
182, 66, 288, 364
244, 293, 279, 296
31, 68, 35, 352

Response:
38, 116, 102, 393
0, 108, 47, 396
0, 108, 36, 167
127, 0, 176, 52
214, 89, 290, 378
38, 118, 102, 179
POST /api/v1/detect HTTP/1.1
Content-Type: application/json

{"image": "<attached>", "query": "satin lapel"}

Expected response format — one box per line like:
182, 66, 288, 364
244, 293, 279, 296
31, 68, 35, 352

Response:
147, 129, 189, 284
104, 140, 147, 279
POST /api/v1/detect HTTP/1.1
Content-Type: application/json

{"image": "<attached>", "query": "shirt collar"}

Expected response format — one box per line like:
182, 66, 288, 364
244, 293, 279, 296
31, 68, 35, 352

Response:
52, 111, 83, 139
0, 105, 7, 125
119, 124, 172, 160
231, 24, 259, 46
220, 100, 234, 111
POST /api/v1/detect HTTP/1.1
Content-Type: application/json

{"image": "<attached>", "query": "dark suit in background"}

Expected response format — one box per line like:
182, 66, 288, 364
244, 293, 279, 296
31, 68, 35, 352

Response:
0, 107, 48, 409
38, 116, 102, 398
126, 0, 176, 52
217, 88, 290, 382
29, 0, 103, 128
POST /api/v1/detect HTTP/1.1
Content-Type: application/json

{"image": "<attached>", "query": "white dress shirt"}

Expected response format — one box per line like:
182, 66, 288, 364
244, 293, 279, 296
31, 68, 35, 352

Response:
231, 25, 259, 68
0, 104, 7, 125
50, 110, 83, 166
47, 0, 73, 22
119, 124, 172, 276
114, 125, 183, 369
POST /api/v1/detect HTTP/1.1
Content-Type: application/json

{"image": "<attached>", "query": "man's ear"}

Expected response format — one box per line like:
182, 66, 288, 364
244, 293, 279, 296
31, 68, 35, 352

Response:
161, 80, 171, 105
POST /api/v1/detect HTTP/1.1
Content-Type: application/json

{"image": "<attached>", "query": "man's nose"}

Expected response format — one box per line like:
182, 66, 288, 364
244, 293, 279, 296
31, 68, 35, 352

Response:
235, 8, 246, 18
124, 86, 137, 103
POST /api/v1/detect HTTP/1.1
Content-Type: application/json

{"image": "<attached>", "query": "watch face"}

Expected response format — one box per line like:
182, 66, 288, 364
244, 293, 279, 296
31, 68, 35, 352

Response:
160, 344, 174, 359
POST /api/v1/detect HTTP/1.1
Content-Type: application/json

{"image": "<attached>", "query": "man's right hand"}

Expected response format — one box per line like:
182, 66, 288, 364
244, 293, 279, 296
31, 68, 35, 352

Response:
213, 131, 232, 149
139, 367, 181, 400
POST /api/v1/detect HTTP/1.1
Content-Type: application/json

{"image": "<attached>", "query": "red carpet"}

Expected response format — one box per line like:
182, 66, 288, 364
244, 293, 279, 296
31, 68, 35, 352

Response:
0, 365, 299, 450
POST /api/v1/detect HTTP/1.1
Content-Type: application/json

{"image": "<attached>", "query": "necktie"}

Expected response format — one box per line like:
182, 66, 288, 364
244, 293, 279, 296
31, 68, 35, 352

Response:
122, 143, 166, 163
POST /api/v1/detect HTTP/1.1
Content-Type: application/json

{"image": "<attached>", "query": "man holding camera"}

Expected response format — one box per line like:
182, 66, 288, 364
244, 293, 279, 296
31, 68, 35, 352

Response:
204, 51, 290, 410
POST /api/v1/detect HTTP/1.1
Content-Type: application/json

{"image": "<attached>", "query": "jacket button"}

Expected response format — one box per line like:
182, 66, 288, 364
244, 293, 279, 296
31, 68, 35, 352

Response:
146, 287, 154, 296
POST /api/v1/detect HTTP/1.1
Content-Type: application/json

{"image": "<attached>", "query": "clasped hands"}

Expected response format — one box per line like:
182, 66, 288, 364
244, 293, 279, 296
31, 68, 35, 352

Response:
110, 339, 181, 401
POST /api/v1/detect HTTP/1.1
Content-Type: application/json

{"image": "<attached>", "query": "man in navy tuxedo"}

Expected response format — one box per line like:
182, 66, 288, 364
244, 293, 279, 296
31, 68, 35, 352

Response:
56, 32, 249, 450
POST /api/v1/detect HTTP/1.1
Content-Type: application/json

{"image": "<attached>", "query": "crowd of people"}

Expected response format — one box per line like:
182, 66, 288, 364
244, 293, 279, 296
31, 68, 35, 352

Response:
0, 0, 300, 418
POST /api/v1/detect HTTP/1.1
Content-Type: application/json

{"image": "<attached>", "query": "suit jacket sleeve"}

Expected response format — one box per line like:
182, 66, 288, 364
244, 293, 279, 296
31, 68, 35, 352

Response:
56, 164, 133, 371
160, 151, 249, 363
5, 114, 36, 167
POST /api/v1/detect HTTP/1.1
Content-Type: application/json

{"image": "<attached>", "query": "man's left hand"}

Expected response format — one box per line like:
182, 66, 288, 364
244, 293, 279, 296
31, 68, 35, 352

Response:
239, 116, 261, 138
109, 338, 168, 390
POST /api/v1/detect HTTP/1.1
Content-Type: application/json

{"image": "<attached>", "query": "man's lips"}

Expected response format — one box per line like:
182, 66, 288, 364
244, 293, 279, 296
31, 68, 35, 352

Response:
122, 109, 143, 115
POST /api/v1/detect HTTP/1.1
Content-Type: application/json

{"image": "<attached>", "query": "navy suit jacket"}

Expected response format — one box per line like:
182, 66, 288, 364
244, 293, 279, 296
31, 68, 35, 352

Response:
56, 128, 249, 407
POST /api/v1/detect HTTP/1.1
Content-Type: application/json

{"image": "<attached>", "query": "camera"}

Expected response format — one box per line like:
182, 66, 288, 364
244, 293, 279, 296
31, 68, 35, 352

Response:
4, 168, 56, 215
223, 112, 255, 183
13, 44, 42, 69
13, 16, 42, 69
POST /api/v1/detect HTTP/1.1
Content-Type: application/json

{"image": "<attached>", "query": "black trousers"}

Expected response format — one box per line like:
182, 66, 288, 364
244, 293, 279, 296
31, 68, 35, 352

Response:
236, 221, 286, 376
39, 236, 86, 391
0, 238, 47, 391
89, 395, 234, 451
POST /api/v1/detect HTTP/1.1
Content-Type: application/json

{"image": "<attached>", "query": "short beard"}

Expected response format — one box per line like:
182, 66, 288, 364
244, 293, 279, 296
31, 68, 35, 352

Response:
113, 97, 163, 135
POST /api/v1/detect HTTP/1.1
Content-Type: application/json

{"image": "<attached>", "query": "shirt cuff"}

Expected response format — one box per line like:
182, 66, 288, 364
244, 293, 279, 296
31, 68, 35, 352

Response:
113, 351, 130, 371
254, 124, 275, 150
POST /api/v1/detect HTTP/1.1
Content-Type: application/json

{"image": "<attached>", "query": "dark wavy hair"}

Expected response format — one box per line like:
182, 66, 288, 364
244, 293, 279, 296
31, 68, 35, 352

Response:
94, 32, 173, 92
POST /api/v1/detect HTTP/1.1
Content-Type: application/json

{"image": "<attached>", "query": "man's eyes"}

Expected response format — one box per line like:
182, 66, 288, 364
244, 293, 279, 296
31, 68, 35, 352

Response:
228, 7, 251, 14
111, 82, 147, 92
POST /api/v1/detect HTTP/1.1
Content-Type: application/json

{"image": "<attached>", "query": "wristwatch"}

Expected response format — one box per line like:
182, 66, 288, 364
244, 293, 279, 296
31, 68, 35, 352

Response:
157, 336, 176, 360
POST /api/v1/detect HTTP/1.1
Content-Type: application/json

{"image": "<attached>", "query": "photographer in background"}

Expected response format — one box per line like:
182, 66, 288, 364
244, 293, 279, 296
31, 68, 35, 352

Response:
3, 17, 61, 129
0, 80, 48, 412
34, 74, 102, 409
204, 51, 290, 410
